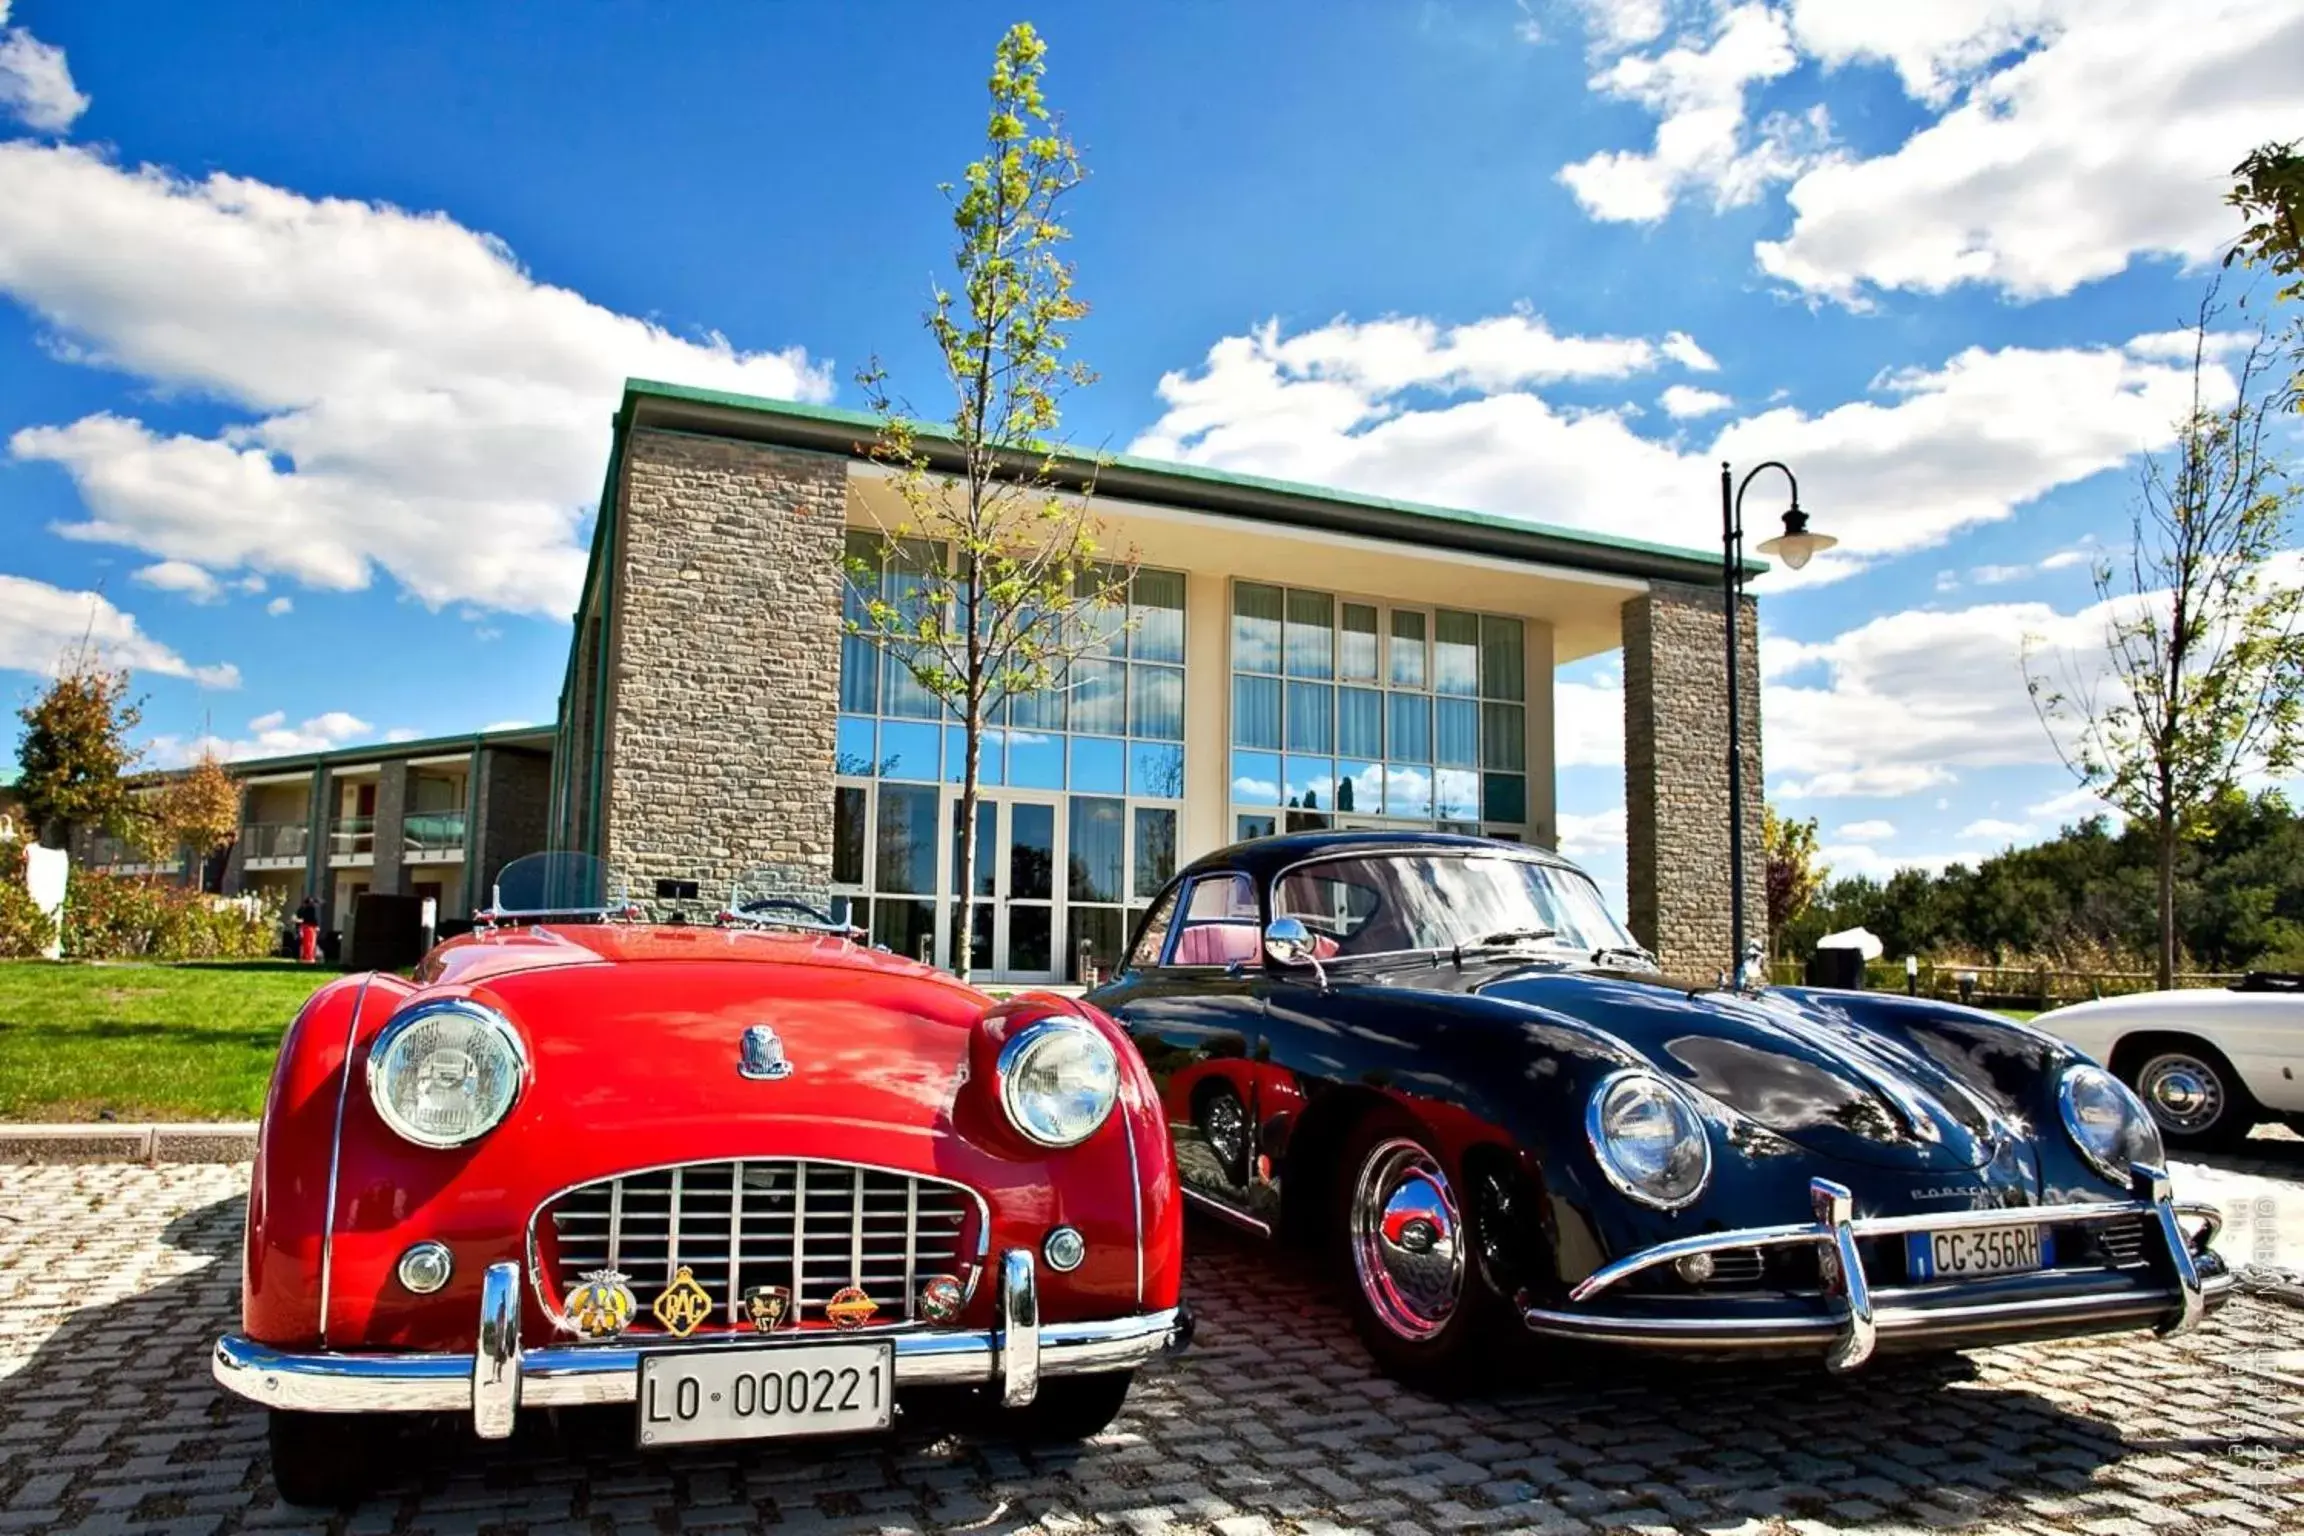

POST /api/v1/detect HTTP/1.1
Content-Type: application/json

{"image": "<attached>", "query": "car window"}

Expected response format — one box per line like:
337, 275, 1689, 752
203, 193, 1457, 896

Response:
1273, 868, 1396, 953
1127, 883, 1181, 970
1166, 873, 1261, 967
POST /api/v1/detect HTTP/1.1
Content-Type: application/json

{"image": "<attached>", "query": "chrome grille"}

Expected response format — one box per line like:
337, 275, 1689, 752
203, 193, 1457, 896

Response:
1706, 1247, 1765, 1285
2093, 1216, 2148, 1267
543, 1160, 979, 1330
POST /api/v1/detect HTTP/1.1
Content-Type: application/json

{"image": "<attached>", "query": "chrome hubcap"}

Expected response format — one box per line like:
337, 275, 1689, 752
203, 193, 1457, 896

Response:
1201, 1091, 1247, 1169
1350, 1139, 1463, 1341
2138, 1054, 2224, 1135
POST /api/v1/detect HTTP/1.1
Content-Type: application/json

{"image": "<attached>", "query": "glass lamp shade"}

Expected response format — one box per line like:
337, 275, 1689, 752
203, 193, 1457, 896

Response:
1756, 508, 1836, 571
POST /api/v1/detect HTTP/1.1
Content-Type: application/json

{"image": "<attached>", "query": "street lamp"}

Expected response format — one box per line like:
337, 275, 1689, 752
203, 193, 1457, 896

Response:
1721, 460, 1835, 983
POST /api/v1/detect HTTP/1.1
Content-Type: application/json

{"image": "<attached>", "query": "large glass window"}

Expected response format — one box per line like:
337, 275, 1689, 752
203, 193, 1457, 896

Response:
835, 549, 1187, 977
1232, 584, 1530, 841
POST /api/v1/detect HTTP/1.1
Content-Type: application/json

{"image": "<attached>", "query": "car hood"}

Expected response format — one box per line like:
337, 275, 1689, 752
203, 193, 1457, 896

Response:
460, 958, 983, 1141
1357, 963, 2028, 1171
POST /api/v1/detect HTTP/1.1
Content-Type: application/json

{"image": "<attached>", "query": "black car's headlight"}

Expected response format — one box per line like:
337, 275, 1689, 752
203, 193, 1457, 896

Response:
997, 1018, 1120, 1147
1585, 1070, 1711, 1209
366, 999, 527, 1148
2058, 1062, 2163, 1183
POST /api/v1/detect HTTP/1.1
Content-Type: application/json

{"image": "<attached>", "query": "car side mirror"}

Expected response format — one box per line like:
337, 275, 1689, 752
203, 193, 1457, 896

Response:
1263, 916, 1315, 967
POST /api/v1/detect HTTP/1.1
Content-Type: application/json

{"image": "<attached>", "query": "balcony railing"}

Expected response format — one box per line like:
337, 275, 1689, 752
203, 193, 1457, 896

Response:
330, 816, 375, 859
240, 820, 309, 863
87, 835, 184, 872
403, 811, 467, 857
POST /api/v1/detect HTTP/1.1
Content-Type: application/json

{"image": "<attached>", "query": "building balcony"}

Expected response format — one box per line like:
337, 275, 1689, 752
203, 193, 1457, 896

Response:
87, 834, 184, 875
403, 810, 467, 861
240, 820, 310, 868
330, 816, 376, 863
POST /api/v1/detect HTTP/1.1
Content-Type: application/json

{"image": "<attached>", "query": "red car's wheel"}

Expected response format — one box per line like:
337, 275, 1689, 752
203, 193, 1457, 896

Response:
998, 1371, 1136, 1443
1335, 1112, 1513, 1391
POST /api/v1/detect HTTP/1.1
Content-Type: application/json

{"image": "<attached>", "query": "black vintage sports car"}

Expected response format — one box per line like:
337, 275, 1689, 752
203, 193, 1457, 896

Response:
1087, 831, 2230, 1386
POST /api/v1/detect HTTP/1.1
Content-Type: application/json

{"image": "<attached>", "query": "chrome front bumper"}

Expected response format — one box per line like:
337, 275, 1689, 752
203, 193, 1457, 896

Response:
215, 1248, 1186, 1438
1524, 1162, 2229, 1369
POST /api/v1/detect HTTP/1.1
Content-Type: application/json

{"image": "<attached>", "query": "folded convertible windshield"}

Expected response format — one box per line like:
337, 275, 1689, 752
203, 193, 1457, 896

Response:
1271, 852, 1640, 961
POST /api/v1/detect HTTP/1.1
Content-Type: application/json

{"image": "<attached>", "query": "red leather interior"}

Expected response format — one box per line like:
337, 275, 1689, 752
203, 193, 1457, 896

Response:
1172, 923, 1261, 967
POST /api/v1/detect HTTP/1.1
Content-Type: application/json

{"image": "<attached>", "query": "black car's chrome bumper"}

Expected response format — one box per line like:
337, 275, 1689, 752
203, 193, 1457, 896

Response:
215, 1250, 1187, 1438
1524, 1163, 2228, 1369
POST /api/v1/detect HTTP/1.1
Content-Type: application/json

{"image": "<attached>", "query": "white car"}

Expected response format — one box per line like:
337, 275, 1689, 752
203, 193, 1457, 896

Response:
2044, 976, 2304, 1150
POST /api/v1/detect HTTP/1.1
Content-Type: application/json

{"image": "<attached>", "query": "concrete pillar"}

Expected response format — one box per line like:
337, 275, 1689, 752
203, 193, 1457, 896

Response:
373, 761, 409, 895
1623, 581, 1763, 977
1181, 569, 1230, 862
303, 767, 332, 913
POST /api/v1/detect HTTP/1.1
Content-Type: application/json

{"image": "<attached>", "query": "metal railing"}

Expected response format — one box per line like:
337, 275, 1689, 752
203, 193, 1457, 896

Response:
1769, 958, 2249, 1009
87, 835, 184, 871
402, 810, 467, 857
239, 820, 309, 862
329, 816, 375, 859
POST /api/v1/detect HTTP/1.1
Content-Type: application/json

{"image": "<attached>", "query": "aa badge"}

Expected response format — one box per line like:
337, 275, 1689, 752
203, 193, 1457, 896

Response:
742, 1284, 793, 1333
826, 1285, 879, 1330
652, 1265, 714, 1337
564, 1268, 637, 1340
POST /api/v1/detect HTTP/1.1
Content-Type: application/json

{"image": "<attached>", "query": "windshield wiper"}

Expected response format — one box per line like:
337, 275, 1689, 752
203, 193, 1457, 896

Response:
1471, 926, 1559, 947
1590, 943, 1658, 969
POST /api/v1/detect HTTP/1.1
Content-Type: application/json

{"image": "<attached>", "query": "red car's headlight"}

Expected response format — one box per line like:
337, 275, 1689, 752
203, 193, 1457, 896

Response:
365, 998, 527, 1148
996, 1017, 1120, 1148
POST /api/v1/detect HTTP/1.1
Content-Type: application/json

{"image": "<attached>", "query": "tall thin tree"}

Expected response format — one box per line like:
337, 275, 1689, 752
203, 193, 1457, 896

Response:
2027, 288, 2304, 987
847, 22, 1133, 980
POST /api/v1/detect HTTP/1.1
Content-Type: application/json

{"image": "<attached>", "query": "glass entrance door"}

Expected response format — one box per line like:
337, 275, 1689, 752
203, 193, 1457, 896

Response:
951, 793, 1063, 984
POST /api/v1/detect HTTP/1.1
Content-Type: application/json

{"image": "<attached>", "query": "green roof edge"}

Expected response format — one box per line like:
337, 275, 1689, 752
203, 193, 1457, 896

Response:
617, 377, 1769, 581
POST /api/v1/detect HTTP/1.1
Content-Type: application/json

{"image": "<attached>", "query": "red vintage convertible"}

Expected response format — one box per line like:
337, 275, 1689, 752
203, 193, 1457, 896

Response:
214, 855, 1188, 1505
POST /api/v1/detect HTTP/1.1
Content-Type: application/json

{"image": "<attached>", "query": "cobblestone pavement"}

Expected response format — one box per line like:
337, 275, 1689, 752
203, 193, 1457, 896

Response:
2, 1162, 2300, 1536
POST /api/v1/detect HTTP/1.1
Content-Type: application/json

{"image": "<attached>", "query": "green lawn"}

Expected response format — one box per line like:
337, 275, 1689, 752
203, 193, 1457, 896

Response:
0, 960, 333, 1122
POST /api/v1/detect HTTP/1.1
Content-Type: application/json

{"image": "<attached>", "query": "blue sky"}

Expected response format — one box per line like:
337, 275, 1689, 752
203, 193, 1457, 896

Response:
2, 0, 2300, 905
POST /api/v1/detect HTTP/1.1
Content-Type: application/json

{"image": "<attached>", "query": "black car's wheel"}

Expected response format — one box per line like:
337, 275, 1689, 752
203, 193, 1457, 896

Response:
1334, 1112, 1513, 1392
2128, 1044, 2254, 1151
1193, 1080, 1251, 1185
998, 1371, 1135, 1443
267, 1410, 385, 1507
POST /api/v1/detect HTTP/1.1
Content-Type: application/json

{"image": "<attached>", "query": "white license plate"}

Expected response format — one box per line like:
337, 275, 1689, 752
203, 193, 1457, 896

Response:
637, 1342, 894, 1447
1905, 1225, 2052, 1282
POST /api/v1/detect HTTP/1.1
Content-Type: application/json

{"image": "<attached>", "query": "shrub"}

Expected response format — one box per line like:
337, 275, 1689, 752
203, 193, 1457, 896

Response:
0, 843, 278, 961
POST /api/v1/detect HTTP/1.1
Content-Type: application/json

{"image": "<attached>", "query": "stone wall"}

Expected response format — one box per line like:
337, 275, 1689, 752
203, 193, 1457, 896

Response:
473, 748, 554, 908
1623, 580, 1764, 977
371, 761, 409, 895
603, 431, 848, 915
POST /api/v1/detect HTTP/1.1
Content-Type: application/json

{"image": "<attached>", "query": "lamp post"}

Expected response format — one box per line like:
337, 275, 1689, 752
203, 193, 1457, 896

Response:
1720, 461, 1835, 980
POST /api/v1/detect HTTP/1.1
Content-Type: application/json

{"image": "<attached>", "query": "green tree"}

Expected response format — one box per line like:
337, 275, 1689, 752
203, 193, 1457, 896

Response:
2027, 289, 2304, 987
847, 22, 1130, 980
144, 752, 242, 889
15, 659, 143, 850
2228, 138, 2304, 401
1762, 806, 1824, 956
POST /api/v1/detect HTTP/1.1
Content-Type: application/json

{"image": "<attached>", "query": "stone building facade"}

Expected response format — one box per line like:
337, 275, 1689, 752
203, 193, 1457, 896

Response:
1622, 582, 1765, 976
544, 380, 1770, 979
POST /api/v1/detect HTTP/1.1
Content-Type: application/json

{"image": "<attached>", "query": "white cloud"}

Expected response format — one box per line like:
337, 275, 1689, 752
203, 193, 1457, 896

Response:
0, 1, 87, 133
2038, 547, 2093, 572
0, 142, 830, 618
1557, 803, 1628, 856
1660, 383, 1732, 418
1557, 3, 1826, 224
1133, 311, 2222, 584
146, 708, 373, 768
1756, 1, 2304, 304
1969, 563, 2029, 585
1659, 331, 1720, 372
132, 559, 224, 604
1834, 818, 1895, 840
1564, 0, 1672, 55
0, 573, 238, 687
265, 596, 292, 617
1817, 841, 1985, 881
2028, 784, 2117, 824
1958, 816, 2035, 841
481, 718, 537, 732
1555, 678, 1626, 768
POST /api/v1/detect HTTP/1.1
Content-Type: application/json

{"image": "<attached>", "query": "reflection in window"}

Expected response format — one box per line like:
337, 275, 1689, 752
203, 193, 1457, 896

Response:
1134, 806, 1177, 897
1069, 796, 1124, 902
833, 786, 866, 886
1234, 582, 1283, 673
875, 784, 938, 894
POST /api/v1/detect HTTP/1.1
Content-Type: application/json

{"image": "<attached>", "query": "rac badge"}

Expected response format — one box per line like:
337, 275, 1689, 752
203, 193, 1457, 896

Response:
918, 1274, 964, 1325
826, 1286, 878, 1330
742, 1285, 793, 1333
564, 1269, 637, 1340
739, 1024, 793, 1080
652, 1266, 714, 1337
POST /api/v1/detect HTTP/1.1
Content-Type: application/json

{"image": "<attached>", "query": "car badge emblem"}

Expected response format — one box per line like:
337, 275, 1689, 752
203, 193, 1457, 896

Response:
742, 1285, 793, 1333
918, 1274, 964, 1325
564, 1268, 636, 1340
739, 1024, 793, 1080
826, 1286, 878, 1330
652, 1265, 715, 1337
